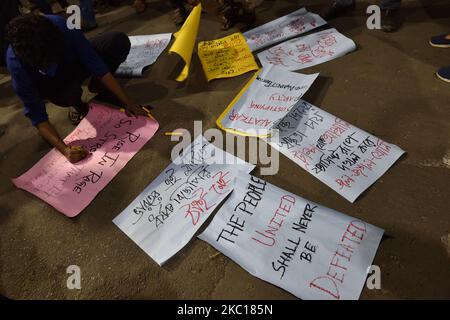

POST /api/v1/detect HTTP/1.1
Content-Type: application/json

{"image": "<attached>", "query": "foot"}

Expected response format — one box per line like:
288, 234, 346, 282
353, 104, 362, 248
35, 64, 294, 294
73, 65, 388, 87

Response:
172, 7, 187, 25
321, 1, 355, 20
0, 125, 5, 138
430, 34, 450, 48
436, 66, 450, 83
219, 2, 239, 30
381, 9, 401, 33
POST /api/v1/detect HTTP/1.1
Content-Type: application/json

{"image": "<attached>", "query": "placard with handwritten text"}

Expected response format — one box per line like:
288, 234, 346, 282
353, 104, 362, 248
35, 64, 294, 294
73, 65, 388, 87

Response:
12, 103, 159, 217
217, 65, 318, 137
266, 100, 405, 202
113, 135, 255, 266
116, 34, 172, 77
243, 8, 327, 52
198, 33, 258, 82
199, 174, 384, 300
257, 28, 356, 71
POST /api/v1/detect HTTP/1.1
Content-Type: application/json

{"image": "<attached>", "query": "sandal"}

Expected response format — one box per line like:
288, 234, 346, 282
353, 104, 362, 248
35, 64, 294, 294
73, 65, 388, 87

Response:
172, 7, 187, 25
68, 104, 88, 126
219, 1, 239, 30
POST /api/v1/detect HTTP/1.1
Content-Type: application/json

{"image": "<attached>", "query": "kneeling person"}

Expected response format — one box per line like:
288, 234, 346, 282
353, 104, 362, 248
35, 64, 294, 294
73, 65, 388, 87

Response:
5, 14, 147, 163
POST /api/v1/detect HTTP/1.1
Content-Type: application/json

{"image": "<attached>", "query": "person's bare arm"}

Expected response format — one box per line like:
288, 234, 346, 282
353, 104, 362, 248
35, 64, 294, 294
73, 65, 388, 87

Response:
36, 121, 89, 163
99, 73, 148, 118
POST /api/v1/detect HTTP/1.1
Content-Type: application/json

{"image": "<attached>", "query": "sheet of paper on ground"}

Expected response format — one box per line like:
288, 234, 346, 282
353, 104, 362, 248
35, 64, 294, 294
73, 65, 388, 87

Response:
113, 135, 255, 266
265, 100, 405, 202
199, 174, 384, 300
169, 3, 202, 81
115, 33, 172, 77
12, 103, 159, 217
243, 7, 327, 52
257, 28, 356, 71
198, 32, 258, 81
217, 65, 318, 137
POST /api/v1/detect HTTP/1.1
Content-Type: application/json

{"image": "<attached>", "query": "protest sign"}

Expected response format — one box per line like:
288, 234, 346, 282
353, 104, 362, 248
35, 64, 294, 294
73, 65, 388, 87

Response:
257, 28, 356, 71
113, 135, 255, 266
115, 34, 172, 77
217, 65, 318, 137
198, 33, 258, 82
12, 103, 159, 217
199, 174, 384, 300
265, 100, 405, 202
169, 3, 202, 82
243, 7, 327, 52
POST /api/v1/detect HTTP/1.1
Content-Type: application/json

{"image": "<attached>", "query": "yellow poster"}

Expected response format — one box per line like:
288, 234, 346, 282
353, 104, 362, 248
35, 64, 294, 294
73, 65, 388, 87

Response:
198, 32, 259, 82
169, 3, 202, 82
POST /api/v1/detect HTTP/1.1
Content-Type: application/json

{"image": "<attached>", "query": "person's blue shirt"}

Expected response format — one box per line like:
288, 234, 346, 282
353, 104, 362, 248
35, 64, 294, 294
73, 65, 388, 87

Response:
6, 15, 109, 126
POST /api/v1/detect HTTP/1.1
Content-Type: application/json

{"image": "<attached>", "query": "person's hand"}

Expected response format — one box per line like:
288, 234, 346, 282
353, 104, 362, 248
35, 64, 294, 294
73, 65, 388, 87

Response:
64, 146, 89, 163
124, 101, 148, 118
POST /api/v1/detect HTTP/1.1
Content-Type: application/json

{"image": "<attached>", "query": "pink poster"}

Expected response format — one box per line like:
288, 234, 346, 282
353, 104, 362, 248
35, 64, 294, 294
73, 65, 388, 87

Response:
12, 103, 159, 217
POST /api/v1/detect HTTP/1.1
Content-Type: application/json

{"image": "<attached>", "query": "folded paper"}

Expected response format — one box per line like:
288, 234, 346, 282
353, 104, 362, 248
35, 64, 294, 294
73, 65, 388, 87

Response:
169, 3, 202, 82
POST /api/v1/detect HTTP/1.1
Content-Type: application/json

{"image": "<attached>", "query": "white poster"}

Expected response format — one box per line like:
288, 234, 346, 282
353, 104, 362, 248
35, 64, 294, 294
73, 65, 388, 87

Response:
113, 135, 255, 265
257, 28, 356, 71
243, 7, 327, 52
199, 174, 384, 300
217, 65, 318, 136
265, 100, 405, 202
115, 33, 172, 77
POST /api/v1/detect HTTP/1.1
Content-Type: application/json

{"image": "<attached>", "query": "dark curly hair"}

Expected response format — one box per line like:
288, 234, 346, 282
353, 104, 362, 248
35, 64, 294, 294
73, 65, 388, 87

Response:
5, 14, 65, 69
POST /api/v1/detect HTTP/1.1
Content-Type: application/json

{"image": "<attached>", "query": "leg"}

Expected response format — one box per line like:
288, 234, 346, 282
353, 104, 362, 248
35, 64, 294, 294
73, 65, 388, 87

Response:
0, 0, 20, 65
79, 0, 97, 30
171, 0, 185, 8
379, 0, 401, 10
33, 0, 53, 14
88, 32, 131, 105
322, 0, 356, 21
43, 77, 89, 125
171, 0, 187, 25
57, 0, 70, 9
90, 32, 131, 74
218, 0, 240, 30
379, 0, 401, 32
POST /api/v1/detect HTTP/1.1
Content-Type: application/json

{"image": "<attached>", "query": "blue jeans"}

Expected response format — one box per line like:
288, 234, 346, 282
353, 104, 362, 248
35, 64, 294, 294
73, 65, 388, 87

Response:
79, 0, 96, 26
335, 0, 401, 10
